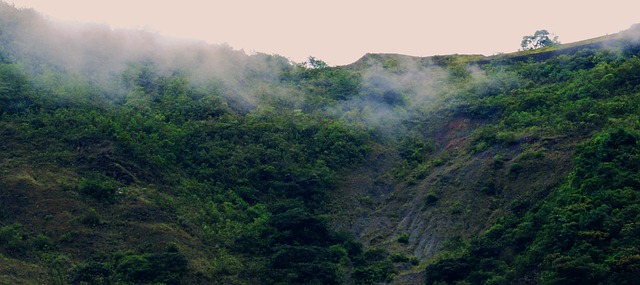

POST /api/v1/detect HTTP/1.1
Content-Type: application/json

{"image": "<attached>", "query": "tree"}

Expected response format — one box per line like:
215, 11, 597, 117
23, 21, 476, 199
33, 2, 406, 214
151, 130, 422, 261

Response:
520, 30, 560, 50
307, 56, 328, 69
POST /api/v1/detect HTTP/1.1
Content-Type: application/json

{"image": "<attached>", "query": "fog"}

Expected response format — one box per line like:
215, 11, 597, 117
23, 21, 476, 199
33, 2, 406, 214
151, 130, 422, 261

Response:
328, 55, 449, 136
0, 2, 294, 109
0, 1, 521, 137
5, 1, 635, 138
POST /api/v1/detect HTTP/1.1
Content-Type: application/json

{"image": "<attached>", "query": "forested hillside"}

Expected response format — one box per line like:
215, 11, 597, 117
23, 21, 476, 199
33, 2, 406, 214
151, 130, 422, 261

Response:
1, 2, 640, 284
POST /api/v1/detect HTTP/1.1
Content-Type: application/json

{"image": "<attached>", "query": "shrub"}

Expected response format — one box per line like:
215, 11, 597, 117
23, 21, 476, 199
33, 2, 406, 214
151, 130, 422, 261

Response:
0, 223, 28, 256
114, 251, 188, 284
71, 262, 111, 285
397, 233, 410, 244
31, 234, 53, 251
80, 208, 102, 227
390, 253, 418, 264
424, 192, 440, 207
78, 175, 118, 202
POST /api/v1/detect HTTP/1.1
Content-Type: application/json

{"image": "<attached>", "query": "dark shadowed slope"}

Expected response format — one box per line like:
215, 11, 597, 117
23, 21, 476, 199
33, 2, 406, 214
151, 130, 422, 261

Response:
2, 2, 640, 284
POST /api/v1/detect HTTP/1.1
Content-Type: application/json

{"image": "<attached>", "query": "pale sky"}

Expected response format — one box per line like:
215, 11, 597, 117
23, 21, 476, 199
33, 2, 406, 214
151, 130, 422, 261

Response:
8, 0, 640, 66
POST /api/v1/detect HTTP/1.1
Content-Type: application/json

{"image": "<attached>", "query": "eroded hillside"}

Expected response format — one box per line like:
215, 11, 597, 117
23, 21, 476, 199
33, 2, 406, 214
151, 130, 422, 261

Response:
334, 26, 640, 284
2, 2, 640, 284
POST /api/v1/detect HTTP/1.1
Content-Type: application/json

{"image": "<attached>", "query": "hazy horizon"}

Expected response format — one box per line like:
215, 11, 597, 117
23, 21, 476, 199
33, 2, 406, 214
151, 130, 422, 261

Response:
7, 0, 640, 65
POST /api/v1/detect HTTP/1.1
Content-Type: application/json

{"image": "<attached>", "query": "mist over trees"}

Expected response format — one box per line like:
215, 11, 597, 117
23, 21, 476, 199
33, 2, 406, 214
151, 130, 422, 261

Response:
3, 1, 640, 284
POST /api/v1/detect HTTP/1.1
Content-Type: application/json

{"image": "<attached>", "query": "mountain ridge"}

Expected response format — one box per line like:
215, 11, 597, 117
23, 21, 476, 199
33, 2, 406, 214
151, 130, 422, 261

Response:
2, 2, 640, 284
347, 23, 640, 69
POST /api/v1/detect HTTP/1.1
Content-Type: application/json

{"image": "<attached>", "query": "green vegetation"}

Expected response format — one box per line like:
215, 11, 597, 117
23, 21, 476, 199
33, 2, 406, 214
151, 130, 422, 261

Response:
0, 55, 388, 283
2, 2, 640, 284
422, 33, 640, 285
425, 128, 640, 285
0, 3, 396, 284
521, 29, 561, 51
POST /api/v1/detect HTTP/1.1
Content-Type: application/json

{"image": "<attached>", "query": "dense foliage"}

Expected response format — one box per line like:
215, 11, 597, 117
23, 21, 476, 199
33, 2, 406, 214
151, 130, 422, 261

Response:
521, 30, 560, 51
425, 128, 640, 285
424, 40, 640, 285
0, 3, 404, 284
0, 58, 399, 284
2, 2, 640, 284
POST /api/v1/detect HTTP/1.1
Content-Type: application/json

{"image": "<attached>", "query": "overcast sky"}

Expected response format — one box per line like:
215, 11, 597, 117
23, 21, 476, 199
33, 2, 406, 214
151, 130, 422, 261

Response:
8, 0, 640, 66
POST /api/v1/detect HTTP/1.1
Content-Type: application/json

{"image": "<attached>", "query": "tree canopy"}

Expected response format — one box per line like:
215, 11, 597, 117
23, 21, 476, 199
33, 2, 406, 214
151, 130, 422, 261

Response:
521, 29, 560, 50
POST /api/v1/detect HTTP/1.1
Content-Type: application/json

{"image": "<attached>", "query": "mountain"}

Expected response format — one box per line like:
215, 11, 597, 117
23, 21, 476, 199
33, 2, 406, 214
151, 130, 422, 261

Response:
2, 2, 640, 284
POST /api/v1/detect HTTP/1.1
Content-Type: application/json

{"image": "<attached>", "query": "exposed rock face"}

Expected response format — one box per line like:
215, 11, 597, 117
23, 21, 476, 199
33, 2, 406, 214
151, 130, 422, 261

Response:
332, 115, 574, 262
